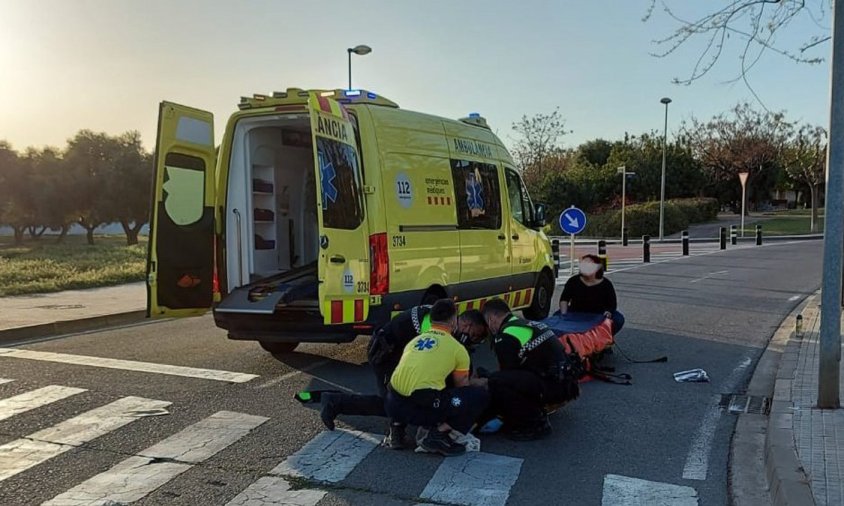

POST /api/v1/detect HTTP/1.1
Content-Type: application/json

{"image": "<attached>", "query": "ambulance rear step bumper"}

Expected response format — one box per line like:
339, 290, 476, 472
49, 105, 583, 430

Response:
214, 309, 362, 344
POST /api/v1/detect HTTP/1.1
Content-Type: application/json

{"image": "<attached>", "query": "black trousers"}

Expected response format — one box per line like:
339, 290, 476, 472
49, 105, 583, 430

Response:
385, 386, 489, 434
487, 369, 570, 430
325, 359, 396, 419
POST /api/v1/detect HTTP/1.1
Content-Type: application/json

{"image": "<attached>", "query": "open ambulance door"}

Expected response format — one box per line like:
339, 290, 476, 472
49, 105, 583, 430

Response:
146, 102, 216, 318
307, 93, 371, 325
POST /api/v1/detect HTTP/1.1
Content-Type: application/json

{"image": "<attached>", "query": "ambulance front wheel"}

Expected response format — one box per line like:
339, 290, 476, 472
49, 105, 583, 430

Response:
259, 341, 300, 355
522, 271, 554, 320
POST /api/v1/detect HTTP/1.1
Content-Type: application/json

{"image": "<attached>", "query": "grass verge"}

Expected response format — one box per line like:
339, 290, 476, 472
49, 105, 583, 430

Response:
743, 216, 824, 236
0, 235, 146, 296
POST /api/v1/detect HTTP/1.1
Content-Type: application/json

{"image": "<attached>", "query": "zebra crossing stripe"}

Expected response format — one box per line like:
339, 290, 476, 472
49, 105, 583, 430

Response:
420, 452, 524, 506
227, 429, 380, 506
0, 385, 86, 422
226, 476, 327, 506
0, 379, 12, 385
0, 396, 171, 482
44, 411, 267, 505
0, 348, 258, 383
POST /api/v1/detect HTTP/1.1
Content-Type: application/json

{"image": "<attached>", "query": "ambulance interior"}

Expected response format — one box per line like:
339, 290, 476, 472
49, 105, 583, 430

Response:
223, 115, 319, 308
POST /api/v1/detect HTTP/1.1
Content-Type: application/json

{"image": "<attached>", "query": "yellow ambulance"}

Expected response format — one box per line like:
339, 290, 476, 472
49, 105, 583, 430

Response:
146, 88, 555, 356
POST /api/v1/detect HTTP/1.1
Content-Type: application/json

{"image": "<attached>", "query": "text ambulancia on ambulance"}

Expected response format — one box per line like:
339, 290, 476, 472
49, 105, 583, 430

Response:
146, 88, 554, 357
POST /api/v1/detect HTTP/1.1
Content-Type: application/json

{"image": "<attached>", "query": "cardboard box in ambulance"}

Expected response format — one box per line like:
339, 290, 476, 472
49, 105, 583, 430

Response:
146, 88, 555, 356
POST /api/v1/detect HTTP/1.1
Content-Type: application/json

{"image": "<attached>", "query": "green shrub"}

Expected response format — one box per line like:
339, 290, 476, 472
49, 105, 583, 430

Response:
574, 197, 719, 238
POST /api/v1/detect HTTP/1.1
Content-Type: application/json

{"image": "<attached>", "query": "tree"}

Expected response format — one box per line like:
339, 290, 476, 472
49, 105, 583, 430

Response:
0, 141, 34, 244
22, 147, 76, 242
101, 131, 151, 245
63, 130, 119, 245
785, 124, 827, 232
510, 109, 572, 192
575, 139, 614, 167
683, 103, 793, 211
645, 1, 830, 91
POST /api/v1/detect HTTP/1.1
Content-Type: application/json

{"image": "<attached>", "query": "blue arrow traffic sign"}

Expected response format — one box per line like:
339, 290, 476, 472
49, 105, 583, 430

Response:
559, 207, 587, 235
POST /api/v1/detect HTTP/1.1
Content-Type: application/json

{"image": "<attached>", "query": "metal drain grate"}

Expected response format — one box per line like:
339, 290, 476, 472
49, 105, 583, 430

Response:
719, 394, 770, 415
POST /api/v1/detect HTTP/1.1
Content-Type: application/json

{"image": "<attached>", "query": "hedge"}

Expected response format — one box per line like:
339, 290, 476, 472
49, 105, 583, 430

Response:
562, 198, 719, 238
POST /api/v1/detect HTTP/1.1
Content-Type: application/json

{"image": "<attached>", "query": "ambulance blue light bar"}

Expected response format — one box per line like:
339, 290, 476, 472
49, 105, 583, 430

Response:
469, 112, 481, 118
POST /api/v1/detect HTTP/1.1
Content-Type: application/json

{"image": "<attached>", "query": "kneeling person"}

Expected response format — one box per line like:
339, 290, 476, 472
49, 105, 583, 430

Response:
386, 299, 489, 456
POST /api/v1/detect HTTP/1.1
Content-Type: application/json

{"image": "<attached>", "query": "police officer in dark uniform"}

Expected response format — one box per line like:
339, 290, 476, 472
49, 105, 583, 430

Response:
480, 298, 580, 441
320, 305, 488, 448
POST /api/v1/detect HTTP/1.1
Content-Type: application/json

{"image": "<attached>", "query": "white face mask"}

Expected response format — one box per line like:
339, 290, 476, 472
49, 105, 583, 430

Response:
579, 262, 600, 276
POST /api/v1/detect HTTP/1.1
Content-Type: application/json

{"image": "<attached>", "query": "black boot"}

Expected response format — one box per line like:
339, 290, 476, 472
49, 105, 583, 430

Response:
320, 393, 341, 430
383, 423, 408, 450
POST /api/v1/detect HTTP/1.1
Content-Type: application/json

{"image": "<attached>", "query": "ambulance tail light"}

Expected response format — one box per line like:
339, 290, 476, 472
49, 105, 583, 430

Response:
369, 233, 389, 295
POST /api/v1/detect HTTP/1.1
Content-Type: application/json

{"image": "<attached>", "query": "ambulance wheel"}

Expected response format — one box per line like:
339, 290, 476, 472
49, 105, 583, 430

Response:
259, 341, 299, 355
523, 272, 554, 320
421, 288, 447, 306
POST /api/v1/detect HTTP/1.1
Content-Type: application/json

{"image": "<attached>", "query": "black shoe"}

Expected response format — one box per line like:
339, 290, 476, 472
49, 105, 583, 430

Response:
320, 393, 340, 430
505, 419, 552, 441
420, 429, 466, 456
382, 423, 408, 450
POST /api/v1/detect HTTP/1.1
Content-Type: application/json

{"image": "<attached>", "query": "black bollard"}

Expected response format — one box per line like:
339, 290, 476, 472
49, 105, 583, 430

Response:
551, 239, 560, 278
730, 225, 737, 246
643, 235, 651, 263
720, 227, 727, 250
756, 225, 762, 246
682, 230, 689, 256
622, 227, 629, 247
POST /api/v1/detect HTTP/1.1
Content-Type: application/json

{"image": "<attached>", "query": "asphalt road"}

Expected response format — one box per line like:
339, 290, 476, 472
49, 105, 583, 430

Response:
0, 240, 822, 505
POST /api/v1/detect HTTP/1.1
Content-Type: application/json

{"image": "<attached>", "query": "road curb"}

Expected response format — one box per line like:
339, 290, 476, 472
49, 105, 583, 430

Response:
0, 310, 147, 344
764, 295, 818, 506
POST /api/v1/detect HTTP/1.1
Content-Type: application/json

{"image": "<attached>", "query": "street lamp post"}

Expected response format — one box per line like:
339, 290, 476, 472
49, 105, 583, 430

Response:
659, 97, 672, 241
347, 45, 372, 90
617, 165, 635, 241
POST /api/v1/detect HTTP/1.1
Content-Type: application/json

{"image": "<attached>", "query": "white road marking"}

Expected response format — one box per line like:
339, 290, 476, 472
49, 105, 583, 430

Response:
45, 411, 267, 505
601, 474, 698, 505
0, 348, 258, 383
682, 356, 753, 481
789, 295, 801, 301
0, 385, 86, 422
227, 429, 380, 506
225, 476, 327, 506
420, 452, 524, 506
689, 270, 729, 284
254, 359, 332, 389
0, 396, 171, 482
0, 379, 12, 385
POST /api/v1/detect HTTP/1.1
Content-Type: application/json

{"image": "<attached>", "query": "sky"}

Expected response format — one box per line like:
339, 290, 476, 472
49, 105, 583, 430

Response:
0, 0, 832, 153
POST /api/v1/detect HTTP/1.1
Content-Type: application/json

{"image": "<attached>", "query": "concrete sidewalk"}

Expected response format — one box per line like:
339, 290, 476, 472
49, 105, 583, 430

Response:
767, 294, 844, 505
0, 283, 146, 341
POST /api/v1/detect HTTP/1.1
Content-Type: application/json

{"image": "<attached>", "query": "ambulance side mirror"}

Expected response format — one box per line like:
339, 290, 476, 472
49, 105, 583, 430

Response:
533, 203, 547, 228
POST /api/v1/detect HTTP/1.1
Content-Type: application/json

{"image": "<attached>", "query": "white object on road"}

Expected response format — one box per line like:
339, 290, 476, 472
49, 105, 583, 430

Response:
420, 451, 524, 506
602, 474, 698, 505
0, 379, 12, 385
673, 369, 710, 383
44, 411, 267, 505
0, 385, 86, 422
0, 396, 171, 482
0, 347, 258, 383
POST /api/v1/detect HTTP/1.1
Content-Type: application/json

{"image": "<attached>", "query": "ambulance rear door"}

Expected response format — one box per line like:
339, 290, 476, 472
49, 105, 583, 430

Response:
146, 102, 216, 318
307, 93, 371, 325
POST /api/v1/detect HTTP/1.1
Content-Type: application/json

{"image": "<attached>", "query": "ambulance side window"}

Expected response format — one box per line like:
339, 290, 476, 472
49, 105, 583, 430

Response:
450, 159, 502, 230
505, 168, 534, 226
316, 137, 365, 230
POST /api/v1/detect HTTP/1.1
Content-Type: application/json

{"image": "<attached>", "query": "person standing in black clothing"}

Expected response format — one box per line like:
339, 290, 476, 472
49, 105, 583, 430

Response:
558, 254, 624, 334
481, 299, 580, 441
320, 306, 488, 449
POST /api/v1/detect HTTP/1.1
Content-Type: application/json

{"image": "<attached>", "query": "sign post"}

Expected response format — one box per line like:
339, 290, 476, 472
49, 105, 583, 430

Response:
738, 172, 749, 237
559, 206, 587, 277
